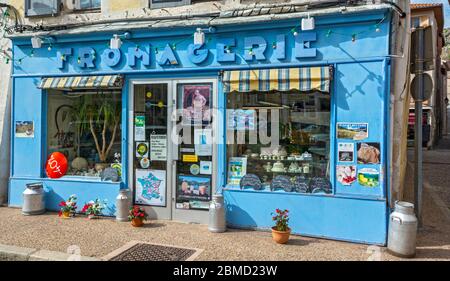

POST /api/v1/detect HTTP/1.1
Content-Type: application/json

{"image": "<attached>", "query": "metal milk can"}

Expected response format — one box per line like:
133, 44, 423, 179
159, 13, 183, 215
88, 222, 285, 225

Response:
387, 201, 418, 258
208, 194, 226, 233
116, 189, 131, 222
22, 182, 45, 215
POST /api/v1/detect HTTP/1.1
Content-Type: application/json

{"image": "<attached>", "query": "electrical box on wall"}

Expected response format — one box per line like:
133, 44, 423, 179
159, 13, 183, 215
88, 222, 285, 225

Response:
25, 0, 61, 17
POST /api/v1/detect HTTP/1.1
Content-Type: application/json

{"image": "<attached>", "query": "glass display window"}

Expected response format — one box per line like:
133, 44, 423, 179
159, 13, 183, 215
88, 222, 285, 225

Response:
226, 90, 331, 194
46, 89, 122, 180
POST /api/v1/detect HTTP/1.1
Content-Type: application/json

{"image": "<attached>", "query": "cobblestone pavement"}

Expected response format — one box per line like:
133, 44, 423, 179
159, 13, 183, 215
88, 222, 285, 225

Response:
0, 112, 449, 261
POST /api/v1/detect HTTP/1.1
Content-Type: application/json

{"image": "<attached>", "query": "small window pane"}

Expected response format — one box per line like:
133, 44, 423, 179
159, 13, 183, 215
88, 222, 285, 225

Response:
30, 0, 54, 9
79, 0, 101, 9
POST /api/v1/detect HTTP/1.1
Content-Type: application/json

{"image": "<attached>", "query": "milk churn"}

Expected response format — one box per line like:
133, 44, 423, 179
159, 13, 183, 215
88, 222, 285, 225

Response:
116, 189, 131, 222
208, 194, 226, 233
22, 182, 45, 215
387, 201, 418, 258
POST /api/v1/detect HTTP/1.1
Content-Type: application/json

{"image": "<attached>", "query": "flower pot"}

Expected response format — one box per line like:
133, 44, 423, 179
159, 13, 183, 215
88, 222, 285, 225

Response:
61, 211, 71, 219
271, 227, 291, 244
131, 218, 144, 227
87, 214, 98, 220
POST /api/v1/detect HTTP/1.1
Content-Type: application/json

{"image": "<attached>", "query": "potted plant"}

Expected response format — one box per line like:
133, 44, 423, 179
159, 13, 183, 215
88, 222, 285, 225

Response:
81, 199, 107, 219
86, 95, 121, 172
58, 195, 78, 218
271, 208, 291, 244
128, 205, 148, 227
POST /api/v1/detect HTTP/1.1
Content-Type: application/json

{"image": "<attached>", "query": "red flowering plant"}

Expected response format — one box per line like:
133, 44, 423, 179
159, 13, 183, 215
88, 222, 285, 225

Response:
81, 199, 107, 217
128, 206, 148, 221
58, 195, 78, 217
272, 209, 290, 232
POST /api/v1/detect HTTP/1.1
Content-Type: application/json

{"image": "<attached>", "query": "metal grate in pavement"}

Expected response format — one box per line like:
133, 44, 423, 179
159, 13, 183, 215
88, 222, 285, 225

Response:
108, 243, 198, 261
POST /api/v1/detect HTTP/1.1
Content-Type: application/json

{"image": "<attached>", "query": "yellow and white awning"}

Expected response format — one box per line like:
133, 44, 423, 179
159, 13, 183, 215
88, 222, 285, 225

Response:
223, 66, 331, 93
38, 75, 123, 90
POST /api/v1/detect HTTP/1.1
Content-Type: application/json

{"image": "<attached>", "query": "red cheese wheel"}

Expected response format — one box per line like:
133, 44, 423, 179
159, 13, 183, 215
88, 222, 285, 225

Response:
45, 152, 68, 179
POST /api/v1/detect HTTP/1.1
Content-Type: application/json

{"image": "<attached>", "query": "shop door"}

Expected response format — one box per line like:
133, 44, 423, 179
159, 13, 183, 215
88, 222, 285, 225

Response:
131, 81, 173, 220
130, 79, 217, 223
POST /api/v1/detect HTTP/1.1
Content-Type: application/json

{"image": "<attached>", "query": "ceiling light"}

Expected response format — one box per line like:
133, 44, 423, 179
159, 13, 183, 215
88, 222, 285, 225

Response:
110, 35, 122, 49
301, 14, 315, 31
31, 36, 42, 49
194, 28, 205, 45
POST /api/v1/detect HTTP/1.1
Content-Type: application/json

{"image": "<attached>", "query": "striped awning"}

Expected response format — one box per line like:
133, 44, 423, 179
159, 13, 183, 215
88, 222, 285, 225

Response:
38, 75, 123, 90
223, 66, 331, 93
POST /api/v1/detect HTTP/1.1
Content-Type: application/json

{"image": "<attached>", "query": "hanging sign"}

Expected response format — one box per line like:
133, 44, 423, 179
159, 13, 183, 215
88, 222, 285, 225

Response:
45, 152, 68, 179
150, 134, 167, 161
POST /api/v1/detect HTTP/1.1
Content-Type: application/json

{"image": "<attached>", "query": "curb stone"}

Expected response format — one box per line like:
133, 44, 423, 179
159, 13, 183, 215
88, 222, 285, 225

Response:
0, 244, 37, 261
0, 244, 102, 261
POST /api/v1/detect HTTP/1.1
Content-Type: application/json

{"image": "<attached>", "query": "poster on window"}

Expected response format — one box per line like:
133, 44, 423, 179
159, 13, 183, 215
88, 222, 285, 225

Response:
337, 142, 354, 163
357, 143, 381, 164
135, 169, 166, 206
194, 128, 212, 156
135, 142, 149, 158
176, 175, 211, 210
150, 134, 167, 161
182, 85, 211, 125
337, 123, 368, 140
134, 115, 146, 141
227, 110, 255, 130
337, 165, 357, 186
227, 157, 247, 186
15, 121, 34, 138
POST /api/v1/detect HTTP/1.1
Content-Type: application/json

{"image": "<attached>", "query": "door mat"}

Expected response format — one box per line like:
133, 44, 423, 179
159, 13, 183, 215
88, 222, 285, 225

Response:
103, 241, 203, 261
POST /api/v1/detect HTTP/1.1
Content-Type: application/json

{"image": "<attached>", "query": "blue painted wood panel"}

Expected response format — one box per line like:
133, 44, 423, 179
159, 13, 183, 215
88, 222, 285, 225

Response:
224, 189, 388, 245
12, 77, 44, 177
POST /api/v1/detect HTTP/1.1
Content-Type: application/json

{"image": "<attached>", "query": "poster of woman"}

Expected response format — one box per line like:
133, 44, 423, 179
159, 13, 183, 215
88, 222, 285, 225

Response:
182, 85, 211, 125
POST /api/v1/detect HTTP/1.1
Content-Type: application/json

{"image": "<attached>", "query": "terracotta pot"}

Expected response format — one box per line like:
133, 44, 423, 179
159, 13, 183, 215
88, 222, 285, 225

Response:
131, 218, 144, 227
61, 211, 71, 219
271, 227, 291, 244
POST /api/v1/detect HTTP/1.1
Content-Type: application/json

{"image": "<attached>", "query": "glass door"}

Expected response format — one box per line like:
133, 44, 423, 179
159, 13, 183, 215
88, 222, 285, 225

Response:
131, 82, 173, 220
172, 79, 217, 223
130, 78, 217, 224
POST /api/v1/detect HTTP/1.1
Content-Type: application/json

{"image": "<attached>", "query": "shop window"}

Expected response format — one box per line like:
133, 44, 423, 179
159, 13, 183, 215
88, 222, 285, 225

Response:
46, 90, 122, 180
226, 91, 331, 194
25, 0, 61, 17
150, 0, 191, 9
73, 0, 101, 11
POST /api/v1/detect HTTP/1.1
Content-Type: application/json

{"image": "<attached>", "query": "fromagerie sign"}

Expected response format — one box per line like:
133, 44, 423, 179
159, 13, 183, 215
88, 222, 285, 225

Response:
54, 32, 318, 70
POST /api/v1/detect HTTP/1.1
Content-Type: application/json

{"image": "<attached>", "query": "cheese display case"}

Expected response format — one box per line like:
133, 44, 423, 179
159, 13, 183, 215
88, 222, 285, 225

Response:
226, 90, 331, 194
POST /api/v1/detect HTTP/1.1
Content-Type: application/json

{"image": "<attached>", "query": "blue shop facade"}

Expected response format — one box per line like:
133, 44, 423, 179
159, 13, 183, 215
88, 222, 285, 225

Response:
9, 9, 394, 245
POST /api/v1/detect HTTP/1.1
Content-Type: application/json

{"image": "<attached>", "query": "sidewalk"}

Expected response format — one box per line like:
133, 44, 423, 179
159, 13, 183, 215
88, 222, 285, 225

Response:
0, 180, 449, 261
